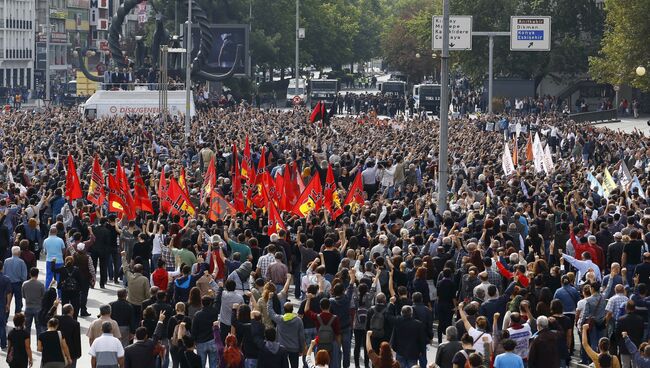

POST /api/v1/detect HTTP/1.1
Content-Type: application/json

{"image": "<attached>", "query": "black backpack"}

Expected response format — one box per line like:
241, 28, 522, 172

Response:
60, 268, 78, 292
369, 307, 386, 338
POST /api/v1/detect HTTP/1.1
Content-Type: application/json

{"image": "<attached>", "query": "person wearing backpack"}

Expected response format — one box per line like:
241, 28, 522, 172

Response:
329, 269, 356, 368
353, 270, 379, 368
49, 256, 81, 318
452, 333, 477, 368
304, 294, 341, 368
366, 293, 390, 352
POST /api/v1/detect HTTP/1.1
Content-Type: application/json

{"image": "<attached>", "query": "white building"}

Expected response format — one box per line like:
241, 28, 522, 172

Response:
0, 0, 35, 89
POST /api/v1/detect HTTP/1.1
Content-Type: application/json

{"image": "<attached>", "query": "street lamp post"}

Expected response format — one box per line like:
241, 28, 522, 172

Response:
185, 0, 192, 143
295, 0, 300, 100
437, 0, 450, 214
44, 0, 51, 105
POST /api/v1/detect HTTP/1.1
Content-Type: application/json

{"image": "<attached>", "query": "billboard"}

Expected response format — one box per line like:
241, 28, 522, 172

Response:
190, 24, 250, 77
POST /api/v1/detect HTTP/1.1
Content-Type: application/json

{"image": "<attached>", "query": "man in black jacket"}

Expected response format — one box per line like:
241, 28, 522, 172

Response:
91, 218, 112, 288
257, 328, 289, 368
386, 302, 426, 368
191, 295, 219, 368
124, 312, 165, 368
616, 300, 645, 366
111, 288, 135, 347
412, 292, 433, 368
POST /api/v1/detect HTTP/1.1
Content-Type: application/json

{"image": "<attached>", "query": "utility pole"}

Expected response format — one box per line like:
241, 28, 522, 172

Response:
184, 0, 192, 143
437, 0, 450, 214
472, 32, 509, 114
45, 0, 51, 105
295, 0, 299, 98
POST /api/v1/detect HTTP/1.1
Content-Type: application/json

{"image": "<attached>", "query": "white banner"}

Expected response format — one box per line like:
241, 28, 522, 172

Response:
502, 142, 516, 177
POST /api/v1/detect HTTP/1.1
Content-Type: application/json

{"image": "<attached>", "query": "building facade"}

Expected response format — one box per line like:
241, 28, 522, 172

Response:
0, 0, 35, 90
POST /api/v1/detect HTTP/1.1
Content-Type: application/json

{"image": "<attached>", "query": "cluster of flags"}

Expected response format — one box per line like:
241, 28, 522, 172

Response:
65, 155, 154, 220
587, 161, 646, 199
502, 132, 554, 177
64, 136, 368, 234
309, 100, 336, 125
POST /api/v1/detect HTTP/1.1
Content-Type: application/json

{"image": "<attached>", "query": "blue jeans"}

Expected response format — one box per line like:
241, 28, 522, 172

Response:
396, 354, 417, 368
25, 306, 44, 337
196, 339, 218, 368
244, 358, 258, 368
11, 281, 23, 313
330, 341, 341, 368
303, 327, 317, 367
341, 328, 352, 368
45, 262, 63, 291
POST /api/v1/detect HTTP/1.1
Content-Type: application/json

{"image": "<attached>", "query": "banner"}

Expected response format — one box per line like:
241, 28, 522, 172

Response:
502, 142, 516, 177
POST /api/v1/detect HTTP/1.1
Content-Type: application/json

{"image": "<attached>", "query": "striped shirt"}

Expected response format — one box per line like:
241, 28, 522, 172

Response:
89, 333, 124, 367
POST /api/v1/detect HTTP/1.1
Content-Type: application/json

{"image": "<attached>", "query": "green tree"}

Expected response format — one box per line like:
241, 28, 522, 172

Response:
380, 0, 440, 81
589, 0, 650, 91
452, 0, 603, 88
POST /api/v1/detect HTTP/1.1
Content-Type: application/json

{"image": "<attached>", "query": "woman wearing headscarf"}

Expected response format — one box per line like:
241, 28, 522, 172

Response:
227, 261, 252, 298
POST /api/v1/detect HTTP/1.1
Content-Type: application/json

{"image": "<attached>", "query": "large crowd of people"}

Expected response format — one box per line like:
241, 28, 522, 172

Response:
0, 102, 648, 368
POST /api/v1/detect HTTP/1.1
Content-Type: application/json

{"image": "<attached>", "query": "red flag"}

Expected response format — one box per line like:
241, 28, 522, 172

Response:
295, 163, 306, 194
158, 167, 170, 213
201, 156, 217, 206
254, 147, 267, 187
116, 161, 136, 220
283, 162, 299, 210
178, 167, 196, 216
309, 101, 324, 123
343, 171, 364, 213
65, 154, 83, 200
242, 136, 255, 183
324, 164, 343, 219
267, 198, 286, 236
231, 152, 246, 213
275, 172, 286, 211
87, 156, 105, 206
107, 173, 127, 215
209, 190, 236, 221
134, 163, 153, 214
292, 172, 323, 217
166, 176, 194, 215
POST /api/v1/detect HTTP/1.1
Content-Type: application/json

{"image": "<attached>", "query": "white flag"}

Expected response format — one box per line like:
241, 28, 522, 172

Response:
618, 161, 633, 189
533, 133, 544, 173
542, 145, 554, 174
502, 142, 516, 177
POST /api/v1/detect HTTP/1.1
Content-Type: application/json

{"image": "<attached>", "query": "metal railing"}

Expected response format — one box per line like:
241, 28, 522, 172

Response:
569, 109, 618, 124
97, 82, 186, 91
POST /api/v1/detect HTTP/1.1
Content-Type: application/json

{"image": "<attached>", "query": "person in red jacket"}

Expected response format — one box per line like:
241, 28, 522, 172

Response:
570, 223, 604, 269
151, 258, 169, 291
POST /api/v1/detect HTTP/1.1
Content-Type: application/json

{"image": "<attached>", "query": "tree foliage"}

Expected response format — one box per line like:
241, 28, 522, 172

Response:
147, 0, 384, 74
381, 0, 604, 86
589, 0, 650, 91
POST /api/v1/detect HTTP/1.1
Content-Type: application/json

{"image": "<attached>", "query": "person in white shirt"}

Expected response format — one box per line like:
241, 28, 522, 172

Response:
89, 321, 125, 368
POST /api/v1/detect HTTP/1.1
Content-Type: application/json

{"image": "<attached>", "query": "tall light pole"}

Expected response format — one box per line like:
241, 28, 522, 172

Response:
45, 0, 51, 105
437, 0, 450, 214
295, 0, 300, 97
184, 0, 192, 143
